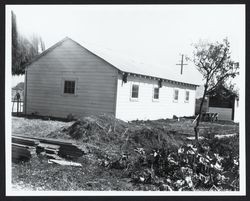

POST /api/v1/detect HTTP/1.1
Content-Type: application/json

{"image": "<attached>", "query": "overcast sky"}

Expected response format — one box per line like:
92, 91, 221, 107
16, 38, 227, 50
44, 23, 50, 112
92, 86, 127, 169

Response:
8, 5, 245, 94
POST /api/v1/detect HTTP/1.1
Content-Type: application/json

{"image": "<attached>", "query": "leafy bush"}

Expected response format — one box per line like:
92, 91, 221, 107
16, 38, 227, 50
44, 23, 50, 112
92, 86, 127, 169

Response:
124, 136, 239, 191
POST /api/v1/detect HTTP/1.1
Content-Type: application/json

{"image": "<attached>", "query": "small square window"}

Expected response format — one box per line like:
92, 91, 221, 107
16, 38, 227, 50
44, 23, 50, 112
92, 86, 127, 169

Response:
64, 80, 75, 94
173, 89, 179, 101
185, 91, 190, 102
131, 84, 139, 99
153, 87, 159, 100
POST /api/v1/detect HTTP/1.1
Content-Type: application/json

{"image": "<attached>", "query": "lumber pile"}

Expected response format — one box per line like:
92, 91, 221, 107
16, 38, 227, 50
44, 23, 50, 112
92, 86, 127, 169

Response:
12, 135, 84, 162
12, 136, 39, 146
12, 143, 36, 162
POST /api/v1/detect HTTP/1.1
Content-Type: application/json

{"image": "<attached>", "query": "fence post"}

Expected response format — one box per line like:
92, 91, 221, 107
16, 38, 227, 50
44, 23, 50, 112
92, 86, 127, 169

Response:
16, 92, 20, 116
17, 99, 19, 116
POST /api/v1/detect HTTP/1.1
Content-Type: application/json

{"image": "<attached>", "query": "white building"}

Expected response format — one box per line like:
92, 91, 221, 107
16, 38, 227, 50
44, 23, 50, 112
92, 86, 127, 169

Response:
23, 37, 201, 121
234, 97, 240, 123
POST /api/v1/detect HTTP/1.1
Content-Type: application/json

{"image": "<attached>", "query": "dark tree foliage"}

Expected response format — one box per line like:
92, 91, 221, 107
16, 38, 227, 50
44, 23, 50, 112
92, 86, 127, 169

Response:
208, 83, 238, 108
190, 38, 239, 141
11, 11, 45, 75
12, 11, 19, 74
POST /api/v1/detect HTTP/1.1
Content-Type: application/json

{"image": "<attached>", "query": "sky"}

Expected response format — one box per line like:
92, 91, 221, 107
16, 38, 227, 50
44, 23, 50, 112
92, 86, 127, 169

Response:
8, 5, 245, 96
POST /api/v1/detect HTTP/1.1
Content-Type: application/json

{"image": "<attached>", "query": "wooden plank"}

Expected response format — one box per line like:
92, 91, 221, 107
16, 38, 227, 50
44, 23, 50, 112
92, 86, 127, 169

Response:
26, 95, 116, 104
44, 153, 62, 160
12, 136, 39, 146
44, 148, 58, 154
12, 134, 72, 145
12, 148, 31, 154
59, 149, 84, 156
12, 142, 36, 149
26, 102, 115, 113
48, 159, 82, 167
38, 143, 60, 149
27, 104, 115, 118
12, 147, 31, 158
12, 135, 84, 159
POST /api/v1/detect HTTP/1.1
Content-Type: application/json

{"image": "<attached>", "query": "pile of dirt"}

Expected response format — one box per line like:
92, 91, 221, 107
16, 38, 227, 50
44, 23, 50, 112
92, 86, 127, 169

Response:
48, 114, 239, 191
49, 114, 186, 170
62, 114, 185, 155
66, 115, 128, 142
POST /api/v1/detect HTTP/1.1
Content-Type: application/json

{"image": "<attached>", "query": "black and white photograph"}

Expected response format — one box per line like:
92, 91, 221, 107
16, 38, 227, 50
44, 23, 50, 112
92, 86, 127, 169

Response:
5, 4, 245, 196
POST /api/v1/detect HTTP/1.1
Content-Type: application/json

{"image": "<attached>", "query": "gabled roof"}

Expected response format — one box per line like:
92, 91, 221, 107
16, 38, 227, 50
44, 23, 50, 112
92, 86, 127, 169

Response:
12, 82, 24, 91
208, 84, 238, 98
26, 37, 202, 86
24, 37, 69, 69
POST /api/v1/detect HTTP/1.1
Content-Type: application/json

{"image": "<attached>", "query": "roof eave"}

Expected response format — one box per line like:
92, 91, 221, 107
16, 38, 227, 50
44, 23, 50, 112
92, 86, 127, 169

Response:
118, 70, 199, 87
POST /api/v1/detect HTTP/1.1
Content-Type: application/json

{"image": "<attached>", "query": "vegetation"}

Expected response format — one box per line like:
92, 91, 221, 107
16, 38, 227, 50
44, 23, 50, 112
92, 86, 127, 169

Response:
12, 115, 239, 191
190, 38, 239, 141
12, 11, 45, 75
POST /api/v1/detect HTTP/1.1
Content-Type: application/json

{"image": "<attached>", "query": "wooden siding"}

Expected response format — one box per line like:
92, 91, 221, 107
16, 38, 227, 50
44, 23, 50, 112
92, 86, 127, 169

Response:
115, 74, 196, 121
25, 39, 118, 118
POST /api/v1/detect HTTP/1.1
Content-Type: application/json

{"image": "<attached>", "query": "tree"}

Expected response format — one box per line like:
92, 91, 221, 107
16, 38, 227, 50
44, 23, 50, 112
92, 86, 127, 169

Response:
38, 36, 46, 52
11, 11, 45, 75
12, 11, 19, 74
190, 38, 239, 141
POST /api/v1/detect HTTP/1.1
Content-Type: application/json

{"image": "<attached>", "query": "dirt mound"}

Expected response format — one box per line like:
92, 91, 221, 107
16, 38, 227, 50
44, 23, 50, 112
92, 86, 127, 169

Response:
65, 114, 128, 143
54, 114, 187, 173
64, 114, 183, 153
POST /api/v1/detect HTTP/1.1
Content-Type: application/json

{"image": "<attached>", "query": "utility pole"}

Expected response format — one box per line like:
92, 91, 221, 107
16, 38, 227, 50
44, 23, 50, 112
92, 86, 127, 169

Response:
176, 54, 188, 75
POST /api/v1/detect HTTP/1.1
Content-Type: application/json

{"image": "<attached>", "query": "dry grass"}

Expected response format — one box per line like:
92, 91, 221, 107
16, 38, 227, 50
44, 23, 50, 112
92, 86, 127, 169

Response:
132, 118, 239, 136
12, 155, 135, 191
12, 116, 74, 138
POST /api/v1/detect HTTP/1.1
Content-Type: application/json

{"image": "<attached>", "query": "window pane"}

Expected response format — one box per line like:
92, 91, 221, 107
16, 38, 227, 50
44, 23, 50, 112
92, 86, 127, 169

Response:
64, 80, 75, 94
71, 81, 75, 93
174, 90, 179, 100
132, 84, 139, 98
186, 91, 189, 101
64, 82, 68, 93
154, 87, 159, 99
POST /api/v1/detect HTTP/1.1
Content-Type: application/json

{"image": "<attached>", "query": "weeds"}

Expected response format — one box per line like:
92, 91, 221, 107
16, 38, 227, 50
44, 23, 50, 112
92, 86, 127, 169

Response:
12, 115, 239, 191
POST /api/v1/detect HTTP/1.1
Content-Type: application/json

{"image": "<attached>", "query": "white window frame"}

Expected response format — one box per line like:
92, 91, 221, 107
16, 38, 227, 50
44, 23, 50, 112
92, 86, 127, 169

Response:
130, 83, 140, 101
185, 90, 190, 103
152, 86, 160, 102
173, 88, 179, 102
61, 78, 78, 96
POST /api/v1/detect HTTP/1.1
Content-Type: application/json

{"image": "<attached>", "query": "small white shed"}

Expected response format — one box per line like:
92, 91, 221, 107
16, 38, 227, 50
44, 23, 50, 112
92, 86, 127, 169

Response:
233, 97, 240, 123
208, 84, 239, 122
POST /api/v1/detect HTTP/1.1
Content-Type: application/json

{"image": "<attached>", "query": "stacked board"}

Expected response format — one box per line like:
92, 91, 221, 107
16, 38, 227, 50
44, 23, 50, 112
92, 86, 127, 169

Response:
12, 143, 36, 162
12, 135, 84, 162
